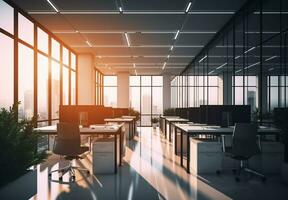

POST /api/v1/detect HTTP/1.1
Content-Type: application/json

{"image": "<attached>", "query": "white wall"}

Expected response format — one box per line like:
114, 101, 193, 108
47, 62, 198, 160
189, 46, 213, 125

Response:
77, 54, 94, 105
117, 72, 130, 108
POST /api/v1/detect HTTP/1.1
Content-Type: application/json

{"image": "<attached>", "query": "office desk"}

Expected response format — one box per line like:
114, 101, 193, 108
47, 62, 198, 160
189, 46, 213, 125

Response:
160, 116, 180, 134
173, 123, 281, 173
104, 118, 135, 139
35, 124, 123, 173
121, 116, 137, 135
165, 118, 189, 142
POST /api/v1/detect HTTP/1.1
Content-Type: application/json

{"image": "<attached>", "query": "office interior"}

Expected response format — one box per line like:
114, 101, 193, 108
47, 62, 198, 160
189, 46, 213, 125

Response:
0, 0, 288, 199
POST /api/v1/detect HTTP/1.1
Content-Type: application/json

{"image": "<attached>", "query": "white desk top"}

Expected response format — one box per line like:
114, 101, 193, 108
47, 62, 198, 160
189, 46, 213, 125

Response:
121, 116, 136, 119
35, 124, 122, 134
104, 118, 134, 122
166, 118, 189, 122
160, 116, 180, 119
174, 123, 281, 134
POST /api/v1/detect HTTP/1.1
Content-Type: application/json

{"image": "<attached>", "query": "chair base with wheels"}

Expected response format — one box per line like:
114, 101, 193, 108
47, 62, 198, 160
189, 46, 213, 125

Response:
49, 155, 90, 182
228, 155, 266, 182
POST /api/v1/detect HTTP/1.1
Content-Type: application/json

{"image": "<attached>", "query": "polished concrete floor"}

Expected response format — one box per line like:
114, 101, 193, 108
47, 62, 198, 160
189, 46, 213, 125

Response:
0, 127, 287, 200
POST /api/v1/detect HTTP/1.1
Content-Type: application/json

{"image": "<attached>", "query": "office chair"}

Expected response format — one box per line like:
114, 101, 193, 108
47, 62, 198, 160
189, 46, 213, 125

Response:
224, 123, 266, 182
49, 123, 90, 182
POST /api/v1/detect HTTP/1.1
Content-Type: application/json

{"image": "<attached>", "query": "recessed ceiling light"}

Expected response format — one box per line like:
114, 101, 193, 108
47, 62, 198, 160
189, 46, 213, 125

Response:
86, 40, 92, 47
133, 63, 136, 68
244, 46, 255, 54
119, 7, 123, 13
167, 55, 170, 58
198, 55, 207, 63
162, 62, 167, 70
216, 62, 227, 70
134, 69, 138, 76
46, 0, 59, 13
265, 55, 277, 62
124, 33, 130, 47
174, 30, 180, 40
208, 70, 214, 75
185, 2, 192, 13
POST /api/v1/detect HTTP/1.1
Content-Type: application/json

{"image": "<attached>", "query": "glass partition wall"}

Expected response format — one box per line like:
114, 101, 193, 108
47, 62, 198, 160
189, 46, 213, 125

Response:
173, 0, 288, 123
0, 0, 77, 126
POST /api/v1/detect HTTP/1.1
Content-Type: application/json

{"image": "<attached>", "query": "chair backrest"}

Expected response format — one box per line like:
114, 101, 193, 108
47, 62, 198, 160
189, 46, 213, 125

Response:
55, 123, 81, 156
232, 123, 259, 157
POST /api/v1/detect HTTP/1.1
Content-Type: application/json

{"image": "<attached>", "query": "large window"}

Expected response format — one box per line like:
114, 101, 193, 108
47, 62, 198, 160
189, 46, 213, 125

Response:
233, 76, 258, 111
0, 33, 14, 109
37, 53, 48, 121
0, 0, 14, 34
18, 43, 34, 119
104, 76, 117, 107
171, 76, 219, 108
130, 76, 163, 126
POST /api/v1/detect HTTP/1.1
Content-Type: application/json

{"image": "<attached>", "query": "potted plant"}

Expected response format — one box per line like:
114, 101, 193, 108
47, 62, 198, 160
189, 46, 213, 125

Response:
151, 117, 159, 129
273, 108, 288, 183
128, 108, 140, 121
0, 103, 47, 187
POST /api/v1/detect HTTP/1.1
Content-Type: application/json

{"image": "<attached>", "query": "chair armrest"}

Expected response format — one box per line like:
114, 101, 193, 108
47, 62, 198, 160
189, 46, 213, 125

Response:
257, 135, 262, 152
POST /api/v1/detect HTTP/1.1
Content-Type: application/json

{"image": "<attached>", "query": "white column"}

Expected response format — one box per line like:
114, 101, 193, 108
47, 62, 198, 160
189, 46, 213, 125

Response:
77, 54, 95, 105
117, 72, 130, 108
163, 75, 171, 110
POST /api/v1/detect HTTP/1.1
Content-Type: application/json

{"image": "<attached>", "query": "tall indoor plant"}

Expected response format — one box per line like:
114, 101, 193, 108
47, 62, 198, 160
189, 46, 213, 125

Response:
0, 104, 47, 187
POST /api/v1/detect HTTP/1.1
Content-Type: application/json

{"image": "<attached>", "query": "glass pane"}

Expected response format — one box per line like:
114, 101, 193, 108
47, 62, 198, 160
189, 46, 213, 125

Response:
246, 87, 257, 111
52, 38, 60, 60
270, 87, 278, 110
63, 67, 69, 105
0, 1, 14, 34
141, 115, 151, 126
104, 87, 117, 107
152, 87, 163, 114
51, 61, 60, 118
71, 71, 76, 105
209, 76, 218, 86
71, 53, 76, 70
37, 27, 48, 54
141, 87, 151, 114
18, 13, 34, 46
209, 87, 218, 105
235, 87, 243, 105
63, 47, 69, 66
129, 76, 140, 86
234, 76, 243, 86
0, 33, 14, 109
152, 76, 163, 86
37, 53, 48, 120
130, 87, 140, 111
270, 76, 278, 86
104, 76, 117, 86
18, 43, 34, 119
141, 76, 151, 86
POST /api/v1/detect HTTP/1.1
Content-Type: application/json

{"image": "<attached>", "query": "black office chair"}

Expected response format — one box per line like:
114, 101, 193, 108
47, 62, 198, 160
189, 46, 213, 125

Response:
49, 123, 90, 182
224, 123, 266, 182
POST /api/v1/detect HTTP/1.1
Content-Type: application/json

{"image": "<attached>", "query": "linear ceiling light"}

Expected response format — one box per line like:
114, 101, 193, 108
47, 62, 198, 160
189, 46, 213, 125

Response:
162, 62, 167, 70
245, 61, 260, 70
265, 55, 277, 62
119, 7, 123, 13
268, 67, 274, 71
208, 70, 214, 75
86, 40, 92, 47
170, 46, 174, 51
185, 2, 192, 13
198, 55, 207, 63
46, 0, 59, 12
244, 46, 256, 54
133, 63, 136, 68
235, 69, 242, 73
174, 30, 180, 40
124, 33, 130, 47
134, 69, 138, 76
235, 55, 240, 60
216, 62, 227, 70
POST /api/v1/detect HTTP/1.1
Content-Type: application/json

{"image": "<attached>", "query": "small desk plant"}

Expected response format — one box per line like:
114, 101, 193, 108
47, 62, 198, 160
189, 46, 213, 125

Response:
151, 117, 159, 129
273, 108, 288, 183
0, 103, 47, 187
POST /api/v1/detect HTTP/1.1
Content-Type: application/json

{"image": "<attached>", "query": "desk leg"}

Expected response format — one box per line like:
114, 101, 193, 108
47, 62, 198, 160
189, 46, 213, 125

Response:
180, 130, 183, 167
114, 134, 117, 174
169, 122, 172, 142
119, 131, 122, 166
187, 133, 190, 173
164, 119, 167, 139
174, 127, 177, 155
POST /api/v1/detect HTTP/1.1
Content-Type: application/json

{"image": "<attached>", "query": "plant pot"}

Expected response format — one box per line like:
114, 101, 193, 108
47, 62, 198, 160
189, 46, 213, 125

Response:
281, 162, 288, 184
